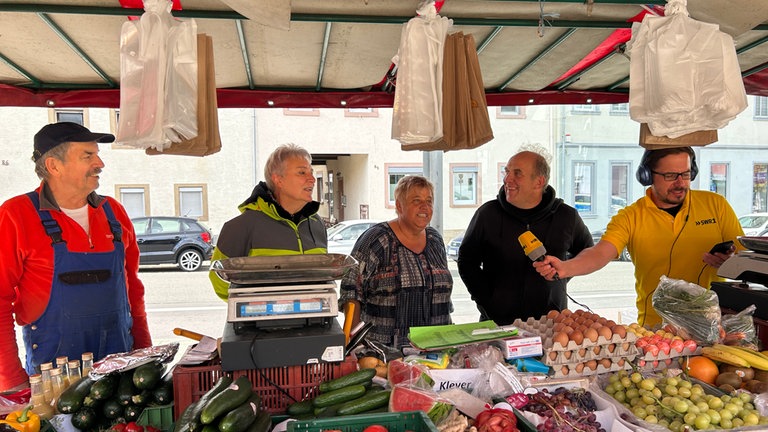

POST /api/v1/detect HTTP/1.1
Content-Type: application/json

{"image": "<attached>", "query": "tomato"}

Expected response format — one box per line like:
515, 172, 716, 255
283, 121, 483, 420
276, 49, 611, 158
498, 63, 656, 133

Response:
124, 422, 144, 432
110, 424, 127, 432
362, 425, 389, 432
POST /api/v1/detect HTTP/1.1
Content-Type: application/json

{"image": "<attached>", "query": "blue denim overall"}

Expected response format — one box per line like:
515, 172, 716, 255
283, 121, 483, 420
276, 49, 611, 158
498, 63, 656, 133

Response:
22, 192, 133, 373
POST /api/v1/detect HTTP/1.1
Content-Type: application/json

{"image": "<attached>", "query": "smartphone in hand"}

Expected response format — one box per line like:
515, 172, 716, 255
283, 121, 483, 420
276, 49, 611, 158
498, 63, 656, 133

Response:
709, 240, 734, 254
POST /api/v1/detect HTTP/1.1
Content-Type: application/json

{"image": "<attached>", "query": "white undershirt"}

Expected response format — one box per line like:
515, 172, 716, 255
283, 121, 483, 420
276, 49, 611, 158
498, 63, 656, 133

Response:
61, 205, 90, 234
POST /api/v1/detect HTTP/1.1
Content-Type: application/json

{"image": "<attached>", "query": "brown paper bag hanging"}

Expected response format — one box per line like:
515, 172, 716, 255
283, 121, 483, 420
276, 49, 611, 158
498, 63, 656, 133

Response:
463, 33, 493, 149
146, 33, 221, 157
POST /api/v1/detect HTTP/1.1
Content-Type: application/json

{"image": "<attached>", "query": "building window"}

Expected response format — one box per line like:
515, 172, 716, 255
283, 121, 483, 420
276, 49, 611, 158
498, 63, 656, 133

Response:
283, 108, 320, 117
116, 185, 149, 218
316, 175, 324, 203
450, 164, 480, 207
710, 163, 729, 198
386, 165, 422, 207
755, 97, 768, 119
573, 161, 595, 214
571, 104, 600, 114
344, 108, 378, 117
175, 184, 208, 220
496, 106, 525, 119
610, 103, 629, 115
753, 163, 767, 212
54, 109, 85, 124
610, 162, 629, 215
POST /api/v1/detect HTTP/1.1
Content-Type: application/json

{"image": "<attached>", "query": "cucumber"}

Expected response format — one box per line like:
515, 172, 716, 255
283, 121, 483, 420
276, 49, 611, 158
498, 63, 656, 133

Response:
117, 371, 138, 406
133, 361, 165, 390
174, 375, 233, 432
336, 389, 391, 415
318, 369, 376, 393
218, 394, 261, 432
153, 370, 174, 405
200, 375, 253, 425
246, 410, 271, 432
287, 399, 314, 416
89, 374, 119, 400
56, 375, 95, 413
71, 406, 97, 430
312, 384, 367, 408
201, 425, 219, 432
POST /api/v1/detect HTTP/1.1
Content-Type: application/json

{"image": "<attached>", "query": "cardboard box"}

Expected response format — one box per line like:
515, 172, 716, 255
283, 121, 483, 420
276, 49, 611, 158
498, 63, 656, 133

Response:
639, 123, 718, 149
494, 331, 543, 360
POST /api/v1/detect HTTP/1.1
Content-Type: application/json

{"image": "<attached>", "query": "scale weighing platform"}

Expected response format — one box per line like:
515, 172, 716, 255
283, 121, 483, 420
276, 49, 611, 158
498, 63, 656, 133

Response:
211, 254, 356, 371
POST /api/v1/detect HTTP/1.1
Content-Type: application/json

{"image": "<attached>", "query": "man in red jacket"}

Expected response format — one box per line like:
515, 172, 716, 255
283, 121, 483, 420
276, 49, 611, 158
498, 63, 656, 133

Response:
0, 122, 152, 393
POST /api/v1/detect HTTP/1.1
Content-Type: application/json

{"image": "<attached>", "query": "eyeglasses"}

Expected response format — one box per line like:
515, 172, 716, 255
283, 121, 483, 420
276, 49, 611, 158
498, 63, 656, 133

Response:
651, 170, 692, 181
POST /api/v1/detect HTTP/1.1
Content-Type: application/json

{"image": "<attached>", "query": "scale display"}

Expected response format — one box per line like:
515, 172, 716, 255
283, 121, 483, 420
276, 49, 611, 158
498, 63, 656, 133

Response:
239, 298, 327, 317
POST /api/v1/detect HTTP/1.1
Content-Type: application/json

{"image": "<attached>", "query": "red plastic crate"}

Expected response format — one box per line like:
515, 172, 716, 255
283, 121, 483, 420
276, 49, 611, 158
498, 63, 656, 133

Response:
172, 356, 358, 417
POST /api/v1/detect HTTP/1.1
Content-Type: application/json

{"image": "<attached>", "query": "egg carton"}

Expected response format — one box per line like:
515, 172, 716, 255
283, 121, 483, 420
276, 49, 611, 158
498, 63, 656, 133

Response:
543, 341, 639, 366
638, 344, 701, 362
550, 356, 635, 378
544, 330, 637, 352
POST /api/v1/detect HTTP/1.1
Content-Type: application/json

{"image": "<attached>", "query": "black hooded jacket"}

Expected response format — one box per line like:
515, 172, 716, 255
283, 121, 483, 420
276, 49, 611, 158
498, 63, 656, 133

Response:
457, 185, 593, 324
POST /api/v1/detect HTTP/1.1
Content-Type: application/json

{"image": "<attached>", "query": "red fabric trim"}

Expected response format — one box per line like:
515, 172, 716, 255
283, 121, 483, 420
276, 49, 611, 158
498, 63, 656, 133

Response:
744, 68, 768, 97
549, 6, 664, 87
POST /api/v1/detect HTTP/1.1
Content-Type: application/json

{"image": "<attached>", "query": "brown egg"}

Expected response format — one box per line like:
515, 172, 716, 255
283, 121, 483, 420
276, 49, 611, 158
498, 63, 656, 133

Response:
590, 322, 603, 330
621, 342, 631, 351
562, 318, 576, 327
612, 325, 627, 339
563, 350, 573, 360
578, 348, 587, 357
593, 346, 602, 355
575, 362, 585, 373
561, 326, 574, 334
561, 309, 572, 317
569, 330, 584, 345
597, 317, 608, 326
599, 358, 612, 369
553, 323, 566, 332
584, 328, 599, 343
548, 351, 558, 361
561, 365, 569, 375
605, 320, 617, 328
598, 326, 613, 340
552, 332, 569, 348
585, 359, 597, 371
607, 343, 617, 353
616, 358, 626, 367
547, 310, 560, 320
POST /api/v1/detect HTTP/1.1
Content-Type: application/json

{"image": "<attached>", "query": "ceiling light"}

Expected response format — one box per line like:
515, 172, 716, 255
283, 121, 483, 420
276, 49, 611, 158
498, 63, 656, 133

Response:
267, 100, 275, 106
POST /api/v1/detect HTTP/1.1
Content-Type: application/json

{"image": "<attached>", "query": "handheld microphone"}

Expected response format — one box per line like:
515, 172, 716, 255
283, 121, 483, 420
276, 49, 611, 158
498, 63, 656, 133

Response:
518, 231, 559, 280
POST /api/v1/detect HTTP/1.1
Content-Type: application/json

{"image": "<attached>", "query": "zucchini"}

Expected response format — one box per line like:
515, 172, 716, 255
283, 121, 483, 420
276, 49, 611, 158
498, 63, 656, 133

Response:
286, 400, 314, 416
56, 375, 95, 413
153, 371, 174, 404
246, 410, 271, 432
117, 371, 138, 406
89, 374, 119, 400
312, 384, 367, 408
200, 375, 253, 425
71, 407, 97, 431
336, 389, 391, 416
82, 395, 100, 409
132, 389, 153, 406
173, 375, 233, 432
133, 361, 165, 390
318, 369, 376, 393
124, 403, 142, 422
102, 398, 124, 419
217, 394, 261, 432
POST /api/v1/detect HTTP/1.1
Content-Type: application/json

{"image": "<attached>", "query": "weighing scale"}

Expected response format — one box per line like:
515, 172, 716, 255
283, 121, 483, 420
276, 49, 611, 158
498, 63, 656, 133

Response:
210, 254, 357, 371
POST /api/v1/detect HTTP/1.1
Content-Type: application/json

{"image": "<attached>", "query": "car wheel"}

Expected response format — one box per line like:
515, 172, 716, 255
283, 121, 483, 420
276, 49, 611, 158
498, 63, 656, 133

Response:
177, 249, 204, 272
620, 248, 631, 262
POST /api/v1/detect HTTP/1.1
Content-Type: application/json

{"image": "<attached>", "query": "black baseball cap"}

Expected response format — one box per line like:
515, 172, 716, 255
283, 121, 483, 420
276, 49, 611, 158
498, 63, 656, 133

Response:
33, 122, 115, 161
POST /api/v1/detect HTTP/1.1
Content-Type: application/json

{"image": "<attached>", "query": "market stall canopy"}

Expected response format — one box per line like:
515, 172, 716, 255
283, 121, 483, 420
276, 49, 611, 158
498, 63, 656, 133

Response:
0, 0, 767, 109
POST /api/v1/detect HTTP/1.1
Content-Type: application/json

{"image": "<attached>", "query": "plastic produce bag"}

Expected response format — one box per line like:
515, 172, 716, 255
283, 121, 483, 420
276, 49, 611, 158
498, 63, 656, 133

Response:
391, 1, 452, 145
627, 0, 747, 138
722, 304, 759, 348
651, 276, 722, 345
118, 0, 198, 150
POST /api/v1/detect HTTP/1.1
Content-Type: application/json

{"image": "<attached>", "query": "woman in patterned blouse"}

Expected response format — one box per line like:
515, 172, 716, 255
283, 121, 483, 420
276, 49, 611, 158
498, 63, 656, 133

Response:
339, 175, 453, 348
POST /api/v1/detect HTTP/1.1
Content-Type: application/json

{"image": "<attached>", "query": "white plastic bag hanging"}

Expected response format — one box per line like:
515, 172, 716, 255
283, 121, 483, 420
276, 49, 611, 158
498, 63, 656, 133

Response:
628, 0, 747, 138
117, 0, 198, 150
391, 1, 453, 145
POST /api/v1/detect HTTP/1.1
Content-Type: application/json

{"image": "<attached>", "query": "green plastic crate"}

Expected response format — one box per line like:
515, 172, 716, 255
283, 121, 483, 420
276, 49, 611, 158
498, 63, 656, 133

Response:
137, 403, 175, 432
287, 411, 438, 432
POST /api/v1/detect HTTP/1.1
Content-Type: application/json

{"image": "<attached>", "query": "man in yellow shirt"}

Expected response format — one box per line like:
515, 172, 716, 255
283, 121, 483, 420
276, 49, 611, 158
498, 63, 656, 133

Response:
534, 146, 743, 327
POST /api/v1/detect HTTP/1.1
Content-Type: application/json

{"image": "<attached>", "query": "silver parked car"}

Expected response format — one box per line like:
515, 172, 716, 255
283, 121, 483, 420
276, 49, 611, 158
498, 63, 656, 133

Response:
326, 219, 382, 255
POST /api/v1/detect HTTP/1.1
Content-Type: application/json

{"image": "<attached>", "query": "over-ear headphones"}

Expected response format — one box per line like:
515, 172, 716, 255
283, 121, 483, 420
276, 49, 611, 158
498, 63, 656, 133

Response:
636, 148, 698, 186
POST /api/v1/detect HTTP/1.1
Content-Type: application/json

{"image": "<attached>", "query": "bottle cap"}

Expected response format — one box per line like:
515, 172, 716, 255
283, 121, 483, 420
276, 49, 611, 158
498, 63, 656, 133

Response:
82, 352, 93, 360
68, 359, 80, 368
56, 356, 69, 366
40, 362, 53, 371
29, 374, 42, 383
50, 367, 62, 376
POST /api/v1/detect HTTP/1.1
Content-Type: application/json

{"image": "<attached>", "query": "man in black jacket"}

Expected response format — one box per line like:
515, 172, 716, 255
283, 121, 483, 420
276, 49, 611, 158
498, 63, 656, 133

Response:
457, 151, 593, 324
